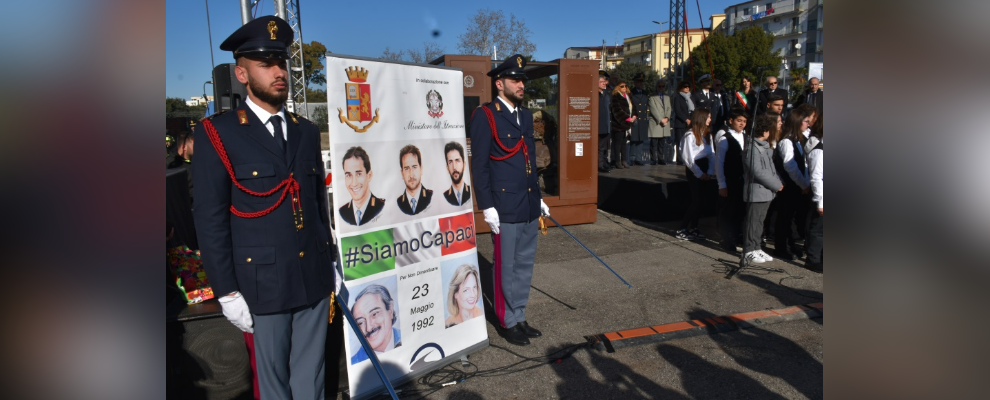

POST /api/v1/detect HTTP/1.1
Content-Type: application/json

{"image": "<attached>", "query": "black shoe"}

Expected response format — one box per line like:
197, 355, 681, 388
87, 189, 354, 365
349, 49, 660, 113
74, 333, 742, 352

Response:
498, 325, 530, 346
518, 321, 542, 338
773, 250, 795, 261
599, 167, 610, 173
650, 161, 658, 165
806, 262, 823, 272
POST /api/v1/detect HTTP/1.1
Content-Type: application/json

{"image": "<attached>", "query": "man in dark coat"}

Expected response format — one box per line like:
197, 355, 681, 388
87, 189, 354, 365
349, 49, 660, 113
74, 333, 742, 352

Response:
597, 70, 612, 172
470, 55, 549, 347
338, 146, 386, 226
192, 15, 337, 400
757, 76, 789, 115
629, 73, 651, 165
793, 77, 823, 114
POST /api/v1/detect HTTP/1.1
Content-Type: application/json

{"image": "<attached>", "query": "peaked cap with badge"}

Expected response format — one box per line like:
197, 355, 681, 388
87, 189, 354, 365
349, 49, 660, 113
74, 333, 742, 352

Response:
487, 54, 529, 80
220, 15, 293, 60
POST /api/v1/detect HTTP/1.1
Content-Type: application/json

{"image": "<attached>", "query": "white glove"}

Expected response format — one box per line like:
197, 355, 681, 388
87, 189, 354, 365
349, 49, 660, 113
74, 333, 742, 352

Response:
483, 207, 500, 235
540, 200, 550, 217
219, 292, 254, 333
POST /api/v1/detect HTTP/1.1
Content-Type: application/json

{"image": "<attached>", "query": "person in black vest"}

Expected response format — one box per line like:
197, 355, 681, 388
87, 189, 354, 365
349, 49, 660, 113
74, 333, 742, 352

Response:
758, 76, 789, 115
715, 108, 748, 253
629, 72, 651, 165
193, 16, 338, 400
772, 105, 816, 260
794, 77, 823, 114
597, 70, 612, 173
443, 141, 471, 207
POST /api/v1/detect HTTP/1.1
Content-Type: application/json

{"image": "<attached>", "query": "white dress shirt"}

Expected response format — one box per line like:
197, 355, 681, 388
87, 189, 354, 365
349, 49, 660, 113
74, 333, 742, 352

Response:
245, 97, 287, 141
497, 96, 520, 125
778, 138, 810, 190
680, 130, 715, 178
808, 137, 823, 209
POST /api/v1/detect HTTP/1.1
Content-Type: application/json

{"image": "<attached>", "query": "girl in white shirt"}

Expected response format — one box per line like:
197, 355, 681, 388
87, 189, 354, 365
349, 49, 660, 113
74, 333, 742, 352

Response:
677, 109, 715, 240
772, 105, 817, 259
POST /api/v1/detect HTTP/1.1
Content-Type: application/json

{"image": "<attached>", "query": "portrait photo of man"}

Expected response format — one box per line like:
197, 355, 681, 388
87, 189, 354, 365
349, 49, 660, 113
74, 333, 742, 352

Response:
396, 144, 433, 215
443, 141, 471, 207
349, 284, 402, 364
338, 146, 385, 226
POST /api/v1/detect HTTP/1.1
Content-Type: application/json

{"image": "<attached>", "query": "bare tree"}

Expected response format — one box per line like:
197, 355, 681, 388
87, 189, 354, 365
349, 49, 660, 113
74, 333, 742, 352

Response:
407, 42, 446, 64
457, 9, 536, 58
379, 46, 405, 61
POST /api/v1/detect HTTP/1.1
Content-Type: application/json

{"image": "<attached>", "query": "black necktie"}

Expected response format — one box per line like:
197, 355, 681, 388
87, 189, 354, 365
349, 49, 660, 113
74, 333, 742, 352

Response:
269, 115, 285, 154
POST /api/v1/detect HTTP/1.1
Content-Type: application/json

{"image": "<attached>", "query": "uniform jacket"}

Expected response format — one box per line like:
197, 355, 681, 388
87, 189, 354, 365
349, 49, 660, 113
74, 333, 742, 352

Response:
742, 136, 782, 203
193, 103, 336, 315
443, 184, 471, 207
691, 89, 720, 117
469, 100, 542, 224
397, 187, 433, 215
648, 94, 672, 139
630, 87, 651, 142
610, 93, 633, 134
338, 194, 385, 226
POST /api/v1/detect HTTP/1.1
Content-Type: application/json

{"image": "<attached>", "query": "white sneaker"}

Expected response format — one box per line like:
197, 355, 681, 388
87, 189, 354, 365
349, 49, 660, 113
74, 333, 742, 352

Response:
757, 250, 774, 262
745, 251, 768, 264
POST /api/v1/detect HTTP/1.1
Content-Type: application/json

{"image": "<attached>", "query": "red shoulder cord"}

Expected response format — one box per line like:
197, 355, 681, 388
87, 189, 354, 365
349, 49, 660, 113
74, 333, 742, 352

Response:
202, 119, 303, 228
472, 104, 530, 174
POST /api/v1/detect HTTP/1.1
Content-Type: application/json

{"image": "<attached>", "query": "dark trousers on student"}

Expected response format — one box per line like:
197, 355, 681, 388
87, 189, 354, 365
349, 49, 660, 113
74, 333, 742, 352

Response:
806, 211, 823, 265
775, 185, 804, 254
744, 201, 771, 254
681, 170, 703, 230
718, 187, 744, 249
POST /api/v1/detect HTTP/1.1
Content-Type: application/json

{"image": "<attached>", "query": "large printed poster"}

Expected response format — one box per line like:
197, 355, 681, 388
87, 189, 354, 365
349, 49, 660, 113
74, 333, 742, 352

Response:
325, 55, 487, 399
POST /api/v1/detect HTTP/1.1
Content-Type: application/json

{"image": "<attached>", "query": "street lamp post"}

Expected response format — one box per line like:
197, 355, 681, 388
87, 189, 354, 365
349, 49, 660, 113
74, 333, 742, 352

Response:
203, 81, 213, 106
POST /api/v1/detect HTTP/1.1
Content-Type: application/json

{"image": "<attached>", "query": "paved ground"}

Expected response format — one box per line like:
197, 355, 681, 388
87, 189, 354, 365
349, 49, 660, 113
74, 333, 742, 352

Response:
344, 211, 823, 400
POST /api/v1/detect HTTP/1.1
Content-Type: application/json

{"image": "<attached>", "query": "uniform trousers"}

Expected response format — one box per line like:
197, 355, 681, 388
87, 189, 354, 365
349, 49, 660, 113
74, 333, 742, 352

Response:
492, 218, 539, 329
806, 211, 823, 265
743, 201, 771, 254
650, 137, 672, 164
254, 296, 331, 400
598, 134, 611, 169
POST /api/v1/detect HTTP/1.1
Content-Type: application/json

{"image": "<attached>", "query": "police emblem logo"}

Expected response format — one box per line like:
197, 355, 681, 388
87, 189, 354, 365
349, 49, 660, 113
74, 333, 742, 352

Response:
337, 66, 381, 133
463, 75, 474, 88
267, 21, 278, 40
516, 56, 523, 68
426, 90, 444, 118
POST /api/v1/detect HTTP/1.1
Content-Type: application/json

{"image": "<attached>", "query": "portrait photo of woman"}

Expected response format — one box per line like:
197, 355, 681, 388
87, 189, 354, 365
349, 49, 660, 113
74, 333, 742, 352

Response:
444, 264, 483, 328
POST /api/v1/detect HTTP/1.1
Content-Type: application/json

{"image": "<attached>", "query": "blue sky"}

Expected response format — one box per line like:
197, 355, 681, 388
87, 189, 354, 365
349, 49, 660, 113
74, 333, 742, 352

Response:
166, 0, 737, 99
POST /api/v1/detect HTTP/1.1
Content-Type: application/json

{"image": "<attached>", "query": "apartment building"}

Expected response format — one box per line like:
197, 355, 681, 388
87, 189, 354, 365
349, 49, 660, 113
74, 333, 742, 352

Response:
724, 0, 824, 73
620, 15, 725, 77
563, 45, 624, 70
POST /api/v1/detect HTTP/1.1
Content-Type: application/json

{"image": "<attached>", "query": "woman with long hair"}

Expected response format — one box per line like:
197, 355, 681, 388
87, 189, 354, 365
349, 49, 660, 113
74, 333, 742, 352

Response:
445, 264, 483, 328
676, 109, 715, 240
609, 80, 636, 169
772, 105, 817, 260
733, 75, 759, 115
805, 114, 824, 271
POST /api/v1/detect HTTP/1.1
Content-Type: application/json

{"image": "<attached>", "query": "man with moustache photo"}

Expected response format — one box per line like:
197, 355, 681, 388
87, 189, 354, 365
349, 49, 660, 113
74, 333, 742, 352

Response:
443, 141, 471, 207
349, 284, 402, 364
396, 144, 433, 215
338, 146, 385, 226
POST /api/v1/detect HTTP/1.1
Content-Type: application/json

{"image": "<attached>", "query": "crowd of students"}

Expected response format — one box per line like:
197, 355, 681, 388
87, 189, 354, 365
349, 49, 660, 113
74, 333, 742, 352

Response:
676, 97, 823, 272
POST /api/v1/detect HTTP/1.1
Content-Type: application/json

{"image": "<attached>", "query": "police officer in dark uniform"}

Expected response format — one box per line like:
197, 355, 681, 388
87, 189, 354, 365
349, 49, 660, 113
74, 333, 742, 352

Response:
470, 55, 550, 346
629, 72, 651, 165
192, 16, 338, 400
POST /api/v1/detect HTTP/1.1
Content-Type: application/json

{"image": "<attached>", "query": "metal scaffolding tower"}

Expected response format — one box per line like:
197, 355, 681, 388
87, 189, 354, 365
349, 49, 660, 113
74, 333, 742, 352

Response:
237, 0, 309, 116
668, 0, 686, 91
